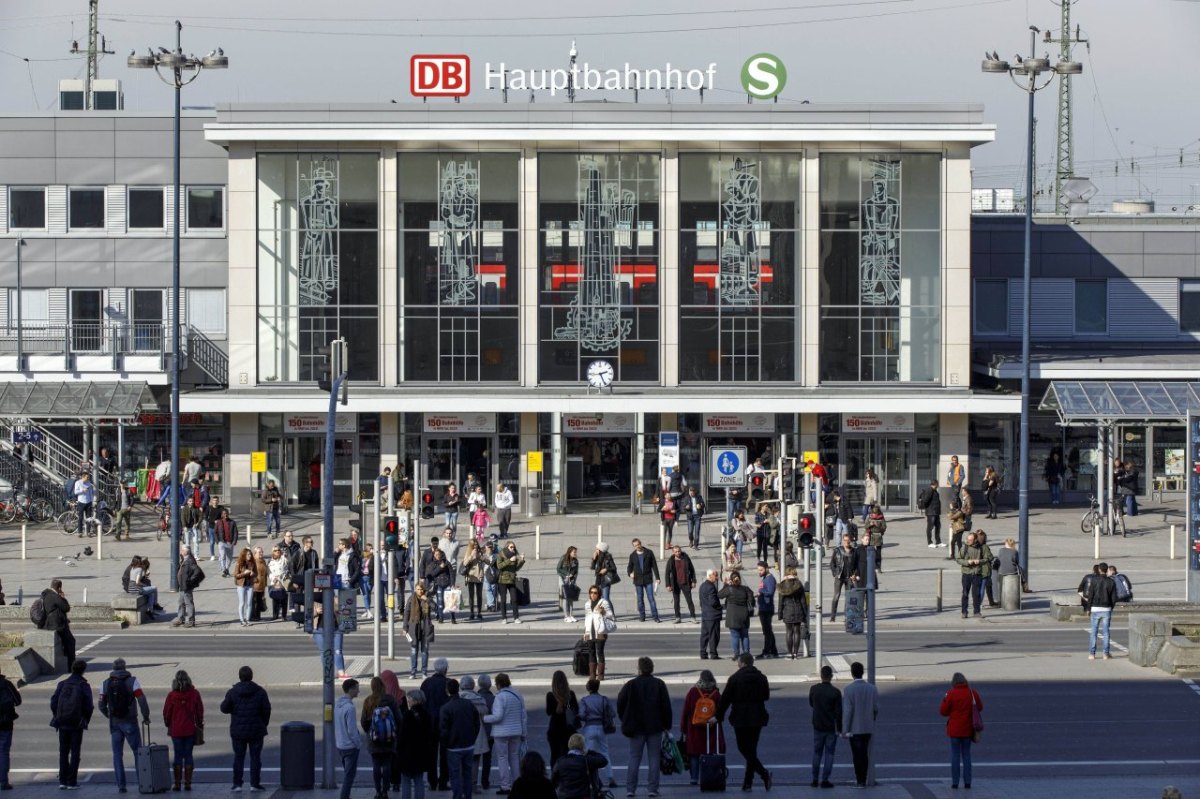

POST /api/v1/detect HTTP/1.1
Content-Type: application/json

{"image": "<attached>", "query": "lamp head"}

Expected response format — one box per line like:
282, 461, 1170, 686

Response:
158, 51, 187, 70
201, 48, 228, 69
1024, 57, 1051, 74
1054, 60, 1083, 75
127, 50, 156, 69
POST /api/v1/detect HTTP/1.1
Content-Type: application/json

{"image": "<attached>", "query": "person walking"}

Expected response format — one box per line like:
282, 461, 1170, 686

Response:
220, 665, 271, 793
778, 566, 809, 659
99, 657, 152, 794
974, 532, 998, 607
939, 672, 983, 789
203, 496, 223, 562
441, 679, 482, 799
494, 484, 514, 539
716, 653, 772, 792
50, 660, 93, 790
828, 534, 854, 623
956, 532, 991, 619
1086, 561, 1118, 660
616, 656, 672, 799
213, 508, 239, 578
482, 673, 527, 796
582, 586, 614, 682
544, 671, 579, 767
918, 480, 943, 548
754, 562, 779, 659
557, 547, 580, 624
335, 680, 363, 799
664, 545, 697, 624
234, 548, 257, 627
402, 583, 435, 681
626, 539, 661, 623
683, 487, 706, 550
362, 676, 400, 799
424, 548, 455, 625
679, 670, 724, 787
422, 660, 452, 793
591, 543, 619, 606
982, 466, 1001, 518
496, 541, 526, 625
0, 666, 21, 790
550, 732, 608, 799
654, 494, 678, 549
577, 679, 617, 789
808, 665, 841, 788
718, 571, 755, 659
864, 505, 886, 571
841, 661, 878, 788
181, 496, 203, 555
698, 569, 722, 660
162, 669, 204, 792
41, 579, 77, 670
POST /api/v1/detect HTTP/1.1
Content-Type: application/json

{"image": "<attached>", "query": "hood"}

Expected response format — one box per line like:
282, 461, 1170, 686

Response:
778, 578, 803, 596
380, 671, 405, 704
109, 669, 132, 682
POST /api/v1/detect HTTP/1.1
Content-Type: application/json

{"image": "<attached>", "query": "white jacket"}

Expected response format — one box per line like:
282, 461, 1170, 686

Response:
583, 597, 614, 640
483, 686, 528, 738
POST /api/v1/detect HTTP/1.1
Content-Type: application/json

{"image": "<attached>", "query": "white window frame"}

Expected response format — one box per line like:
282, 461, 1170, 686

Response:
8, 186, 47, 230
67, 186, 107, 231
185, 185, 225, 232
127, 186, 166, 230
186, 288, 226, 336
7, 288, 49, 330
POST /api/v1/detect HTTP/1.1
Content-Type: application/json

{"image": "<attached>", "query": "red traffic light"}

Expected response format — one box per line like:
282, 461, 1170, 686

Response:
384, 517, 399, 534
421, 492, 434, 504
420, 491, 435, 520
750, 474, 764, 487
800, 513, 815, 530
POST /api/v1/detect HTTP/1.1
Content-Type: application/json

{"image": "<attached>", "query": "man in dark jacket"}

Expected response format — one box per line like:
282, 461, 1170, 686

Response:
918, 480, 943, 547
683, 487, 706, 550
551, 733, 608, 799
626, 539, 661, 623
716, 653, 772, 792
850, 531, 874, 590
99, 657, 152, 793
41, 579, 76, 670
421, 658, 451, 791
828, 534, 855, 622
663, 545, 696, 623
754, 561, 779, 658
173, 546, 204, 628
616, 656, 672, 799
956, 532, 992, 619
439, 679, 482, 799
808, 665, 841, 788
290, 536, 320, 592
50, 660, 93, 790
698, 569, 722, 660
0, 666, 21, 790
220, 666, 271, 792
1087, 562, 1118, 659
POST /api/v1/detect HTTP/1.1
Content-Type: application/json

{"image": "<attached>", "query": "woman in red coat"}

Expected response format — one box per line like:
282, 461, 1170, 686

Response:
679, 670, 725, 786
162, 669, 205, 791
938, 672, 983, 789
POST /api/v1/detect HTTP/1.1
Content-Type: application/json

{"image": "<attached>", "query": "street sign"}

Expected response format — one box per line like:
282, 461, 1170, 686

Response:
659, 431, 679, 470
11, 431, 43, 445
250, 451, 267, 473
802, 451, 820, 467
708, 445, 747, 488
526, 451, 543, 473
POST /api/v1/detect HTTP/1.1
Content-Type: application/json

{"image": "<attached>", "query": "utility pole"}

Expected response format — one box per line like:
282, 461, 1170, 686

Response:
70, 0, 114, 110
1050, 2, 1088, 214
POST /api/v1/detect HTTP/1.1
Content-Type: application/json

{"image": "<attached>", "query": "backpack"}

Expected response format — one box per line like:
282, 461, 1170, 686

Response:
55, 680, 85, 728
370, 705, 397, 744
601, 696, 617, 735
1114, 574, 1133, 603
690, 690, 717, 727
30, 597, 47, 629
107, 676, 133, 718
916, 492, 928, 511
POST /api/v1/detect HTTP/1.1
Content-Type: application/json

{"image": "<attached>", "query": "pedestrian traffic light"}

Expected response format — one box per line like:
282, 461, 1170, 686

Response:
781, 459, 795, 503
420, 490, 435, 519
798, 513, 817, 548
348, 502, 365, 532
750, 473, 765, 501
383, 516, 399, 551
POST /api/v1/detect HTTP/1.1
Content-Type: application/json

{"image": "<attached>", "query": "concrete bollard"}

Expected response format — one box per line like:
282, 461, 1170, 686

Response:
597, 524, 603, 545
97, 523, 102, 560
21, 524, 26, 560
659, 524, 665, 558
1001, 573, 1021, 610
535, 525, 541, 560
1093, 524, 1100, 559
247, 523, 253, 544
936, 569, 943, 612
82, 587, 87, 604
1171, 524, 1177, 560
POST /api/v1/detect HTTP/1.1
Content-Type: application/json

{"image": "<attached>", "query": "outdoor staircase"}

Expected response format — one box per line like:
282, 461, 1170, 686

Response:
0, 418, 121, 506
184, 326, 228, 387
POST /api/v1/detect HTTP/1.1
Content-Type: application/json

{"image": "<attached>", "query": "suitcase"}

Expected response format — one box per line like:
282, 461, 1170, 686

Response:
138, 721, 172, 794
515, 577, 531, 607
698, 723, 727, 792
572, 638, 591, 677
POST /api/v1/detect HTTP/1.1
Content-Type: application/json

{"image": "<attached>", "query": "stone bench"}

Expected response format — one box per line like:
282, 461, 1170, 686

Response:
1129, 612, 1200, 673
112, 594, 150, 626
0, 646, 41, 685
1158, 634, 1200, 674
22, 629, 67, 675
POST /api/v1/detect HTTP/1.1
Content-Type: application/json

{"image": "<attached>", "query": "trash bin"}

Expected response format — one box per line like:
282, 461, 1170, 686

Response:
279, 721, 314, 790
525, 488, 542, 519
1000, 573, 1022, 611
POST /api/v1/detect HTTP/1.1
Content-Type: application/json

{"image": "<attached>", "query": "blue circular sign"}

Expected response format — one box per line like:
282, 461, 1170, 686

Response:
716, 451, 741, 476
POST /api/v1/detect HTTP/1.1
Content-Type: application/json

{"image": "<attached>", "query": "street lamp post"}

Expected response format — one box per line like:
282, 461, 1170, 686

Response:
982, 29, 1081, 581
128, 23, 227, 590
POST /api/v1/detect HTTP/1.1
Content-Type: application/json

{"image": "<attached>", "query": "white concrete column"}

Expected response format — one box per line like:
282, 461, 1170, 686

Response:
228, 412, 258, 510
520, 146, 539, 387
226, 143, 258, 387
801, 149, 821, 387
380, 412, 400, 469
661, 144, 680, 387
519, 411, 540, 498
381, 148, 399, 386
943, 144, 973, 388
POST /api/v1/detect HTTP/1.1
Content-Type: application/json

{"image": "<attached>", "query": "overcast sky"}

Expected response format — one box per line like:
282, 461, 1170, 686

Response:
2, 0, 1199, 206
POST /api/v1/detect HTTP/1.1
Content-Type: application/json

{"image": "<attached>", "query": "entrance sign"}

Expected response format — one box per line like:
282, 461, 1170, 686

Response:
702, 413, 773, 434
250, 451, 267, 473
708, 445, 748, 488
285, 413, 356, 434
659, 432, 680, 471
526, 451, 543, 473
423, 413, 496, 434
841, 413, 914, 434
562, 413, 635, 434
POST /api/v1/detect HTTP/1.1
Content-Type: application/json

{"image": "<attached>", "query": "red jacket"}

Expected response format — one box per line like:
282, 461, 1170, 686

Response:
939, 683, 982, 739
679, 686, 726, 757
163, 687, 205, 738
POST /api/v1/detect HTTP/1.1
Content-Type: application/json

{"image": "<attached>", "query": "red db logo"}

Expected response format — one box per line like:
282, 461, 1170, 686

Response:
411, 55, 470, 97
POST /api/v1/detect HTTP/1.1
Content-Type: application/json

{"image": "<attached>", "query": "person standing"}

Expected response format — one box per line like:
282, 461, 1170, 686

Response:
864, 505, 887, 572
550, 733, 608, 799
51, 659, 93, 790
1086, 562, 1118, 660
422, 659, 452, 793
683, 487, 706, 550
939, 672, 982, 790
260, 480, 282, 539
334, 679, 362, 799
808, 665, 841, 789
982, 466, 1001, 519
213, 509, 239, 578
99, 657, 152, 794
72, 471, 96, 538
918, 480, 943, 548
234, 548, 257, 628
203, 496, 223, 562
716, 653, 772, 792
626, 539, 661, 623
679, 670, 724, 787
828, 534, 854, 623
947, 456, 966, 495
664, 545, 697, 624
754, 562, 779, 659
778, 566, 809, 660
41, 579, 77, 670
577, 679, 617, 789
544, 671, 579, 767
557, 547, 581, 624
841, 661, 878, 788
496, 541, 526, 625
616, 656, 672, 799
441, 679, 482, 799
162, 669, 204, 792
861, 469, 880, 524
397, 688, 433, 799
361, 677, 400, 799
582, 586, 614, 682
1043, 452, 1065, 505
718, 572, 755, 659
956, 532, 991, 619
460, 539, 487, 622
220, 665, 271, 793
0, 667, 21, 790
181, 496, 203, 555
698, 569, 722, 660
442, 484, 463, 531
591, 543, 619, 606
995, 537, 1028, 595
493, 484, 514, 539
481, 673, 527, 795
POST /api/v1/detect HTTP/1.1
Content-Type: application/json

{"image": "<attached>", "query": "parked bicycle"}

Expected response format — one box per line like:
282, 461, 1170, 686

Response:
58, 499, 114, 537
0, 493, 55, 524
1080, 494, 1126, 537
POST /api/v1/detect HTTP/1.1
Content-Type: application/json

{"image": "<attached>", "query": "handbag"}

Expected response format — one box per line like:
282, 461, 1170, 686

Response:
563, 582, 581, 602
970, 689, 984, 742
444, 587, 462, 613
194, 721, 205, 746
602, 614, 617, 634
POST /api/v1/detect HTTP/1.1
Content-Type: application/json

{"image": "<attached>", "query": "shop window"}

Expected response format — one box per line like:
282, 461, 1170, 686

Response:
1074, 279, 1107, 334
9, 187, 46, 229
1180, 280, 1200, 332
974, 279, 1008, 334
69, 188, 105, 229
128, 187, 164, 229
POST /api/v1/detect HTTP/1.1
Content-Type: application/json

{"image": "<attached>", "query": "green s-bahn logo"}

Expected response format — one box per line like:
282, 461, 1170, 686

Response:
740, 53, 787, 100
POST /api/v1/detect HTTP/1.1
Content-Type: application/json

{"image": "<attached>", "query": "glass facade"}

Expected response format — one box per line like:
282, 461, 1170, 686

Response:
399, 152, 520, 382
257, 153, 380, 382
538, 153, 660, 383
679, 153, 799, 382
819, 153, 941, 383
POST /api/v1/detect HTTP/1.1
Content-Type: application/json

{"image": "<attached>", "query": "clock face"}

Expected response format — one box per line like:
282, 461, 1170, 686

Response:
586, 360, 615, 388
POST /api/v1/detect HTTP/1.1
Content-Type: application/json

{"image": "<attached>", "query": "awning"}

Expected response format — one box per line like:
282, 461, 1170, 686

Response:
1040, 381, 1200, 425
0, 382, 157, 420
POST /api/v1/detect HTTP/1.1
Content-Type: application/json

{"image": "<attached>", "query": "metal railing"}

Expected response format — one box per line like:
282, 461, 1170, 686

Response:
0, 323, 178, 371
185, 325, 228, 386
0, 418, 122, 506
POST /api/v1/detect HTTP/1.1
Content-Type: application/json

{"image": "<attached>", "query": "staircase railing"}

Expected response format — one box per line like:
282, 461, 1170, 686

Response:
0, 418, 121, 506
184, 326, 228, 387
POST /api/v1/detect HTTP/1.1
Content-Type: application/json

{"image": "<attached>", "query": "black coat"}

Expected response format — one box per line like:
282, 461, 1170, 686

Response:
663, 553, 695, 592
177, 556, 205, 592
41, 589, 71, 632
220, 680, 271, 740
778, 578, 808, 625
397, 704, 434, 775
698, 579, 722, 621
592, 552, 620, 586
830, 546, 855, 585
919, 486, 941, 517
616, 674, 672, 737
421, 673, 450, 733
551, 750, 608, 799
716, 665, 770, 729
439, 696, 482, 751
626, 549, 659, 587
717, 584, 755, 630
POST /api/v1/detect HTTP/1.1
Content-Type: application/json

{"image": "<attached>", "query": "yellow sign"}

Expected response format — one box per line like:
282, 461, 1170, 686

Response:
526, 451, 544, 473
250, 451, 267, 473
802, 451, 820, 469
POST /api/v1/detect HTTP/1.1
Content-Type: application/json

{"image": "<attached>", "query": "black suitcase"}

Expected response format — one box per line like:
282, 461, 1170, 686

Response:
515, 577, 531, 606
137, 721, 172, 794
572, 639, 591, 677
698, 723, 727, 792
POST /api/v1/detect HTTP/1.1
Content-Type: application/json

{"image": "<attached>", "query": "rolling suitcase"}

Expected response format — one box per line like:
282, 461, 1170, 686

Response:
572, 638, 591, 677
515, 577, 531, 606
138, 721, 172, 794
698, 722, 727, 792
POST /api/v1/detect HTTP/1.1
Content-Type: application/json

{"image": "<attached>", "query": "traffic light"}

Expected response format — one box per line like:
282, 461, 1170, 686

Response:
316, 338, 348, 401
348, 502, 365, 532
420, 490, 435, 519
750, 473, 765, 501
798, 513, 816, 548
383, 516, 399, 551
781, 459, 795, 502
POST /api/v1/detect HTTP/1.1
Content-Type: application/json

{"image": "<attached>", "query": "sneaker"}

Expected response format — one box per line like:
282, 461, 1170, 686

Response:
231, 787, 242, 793
821, 781, 835, 789
249, 787, 265, 793
927, 543, 937, 549
513, 618, 523, 624
1088, 654, 1096, 660
210, 556, 217, 561
1103, 653, 1112, 660
937, 542, 947, 548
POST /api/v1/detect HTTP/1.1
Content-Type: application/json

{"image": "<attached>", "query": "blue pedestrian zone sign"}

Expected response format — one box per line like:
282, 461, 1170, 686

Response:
708, 445, 748, 488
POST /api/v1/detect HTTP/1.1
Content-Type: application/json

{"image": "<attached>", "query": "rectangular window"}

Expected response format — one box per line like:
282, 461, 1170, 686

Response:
187, 187, 224, 229
7, 289, 49, 329
1181, 280, 1200, 333
1074, 279, 1107, 334
974, 279, 1008, 334
187, 288, 226, 335
128, 187, 164, 229
9, 187, 46, 229
68, 188, 105, 229
130, 289, 164, 351
69, 289, 103, 351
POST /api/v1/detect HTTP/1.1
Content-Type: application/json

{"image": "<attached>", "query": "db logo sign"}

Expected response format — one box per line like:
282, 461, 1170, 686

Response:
411, 54, 471, 97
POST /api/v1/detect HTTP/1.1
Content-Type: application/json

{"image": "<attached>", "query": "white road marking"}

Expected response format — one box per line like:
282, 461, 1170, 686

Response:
76, 634, 111, 655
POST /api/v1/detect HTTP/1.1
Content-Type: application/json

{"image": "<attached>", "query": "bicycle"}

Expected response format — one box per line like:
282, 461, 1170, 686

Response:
0, 493, 54, 524
1080, 495, 1126, 537
58, 500, 114, 538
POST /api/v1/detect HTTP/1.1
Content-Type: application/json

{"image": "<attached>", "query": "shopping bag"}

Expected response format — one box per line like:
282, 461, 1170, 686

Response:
444, 587, 462, 613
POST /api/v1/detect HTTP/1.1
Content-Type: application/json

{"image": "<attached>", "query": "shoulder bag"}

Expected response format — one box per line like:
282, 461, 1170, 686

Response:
970, 689, 983, 742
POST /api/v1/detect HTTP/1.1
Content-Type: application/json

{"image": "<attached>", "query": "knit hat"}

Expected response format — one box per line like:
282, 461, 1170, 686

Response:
597, 541, 609, 553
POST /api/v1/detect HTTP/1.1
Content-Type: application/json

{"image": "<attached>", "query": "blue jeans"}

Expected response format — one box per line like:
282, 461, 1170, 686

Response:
141, 586, 159, 610
626, 733, 661, 795
433, 586, 447, 621
401, 770, 426, 799
634, 583, 659, 621
237, 585, 253, 623
1089, 609, 1113, 656
0, 729, 10, 785
582, 724, 613, 783
812, 730, 837, 783
1049, 481, 1062, 503
339, 747, 359, 799
834, 518, 848, 537
208, 525, 217, 558
265, 508, 281, 536
444, 511, 459, 529
484, 579, 497, 609
231, 735, 264, 788
726, 498, 744, 526
314, 629, 346, 673
110, 718, 142, 790
410, 635, 430, 674
171, 735, 195, 767
687, 516, 702, 547
448, 748, 474, 799
950, 736, 973, 786
361, 581, 373, 612
730, 626, 750, 657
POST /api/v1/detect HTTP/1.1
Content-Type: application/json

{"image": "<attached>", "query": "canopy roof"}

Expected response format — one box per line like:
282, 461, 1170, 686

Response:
1040, 381, 1200, 425
0, 382, 155, 420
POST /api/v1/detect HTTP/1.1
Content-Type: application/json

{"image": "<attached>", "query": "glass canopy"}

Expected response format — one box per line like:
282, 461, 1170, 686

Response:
0, 382, 155, 420
1041, 381, 1200, 425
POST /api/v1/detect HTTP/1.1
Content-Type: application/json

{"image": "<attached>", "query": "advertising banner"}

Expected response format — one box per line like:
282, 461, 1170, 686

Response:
702, 413, 774, 434
562, 413, 635, 434
423, 413, 496, 434
841, 413, 915, 434
284, 414, 357, 435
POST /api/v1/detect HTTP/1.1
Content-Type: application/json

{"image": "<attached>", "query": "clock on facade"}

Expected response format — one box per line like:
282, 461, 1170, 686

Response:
586, 360, 615, 389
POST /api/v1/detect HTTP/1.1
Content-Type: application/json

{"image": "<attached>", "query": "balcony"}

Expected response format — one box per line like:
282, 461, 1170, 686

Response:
0, 323, 180, 382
